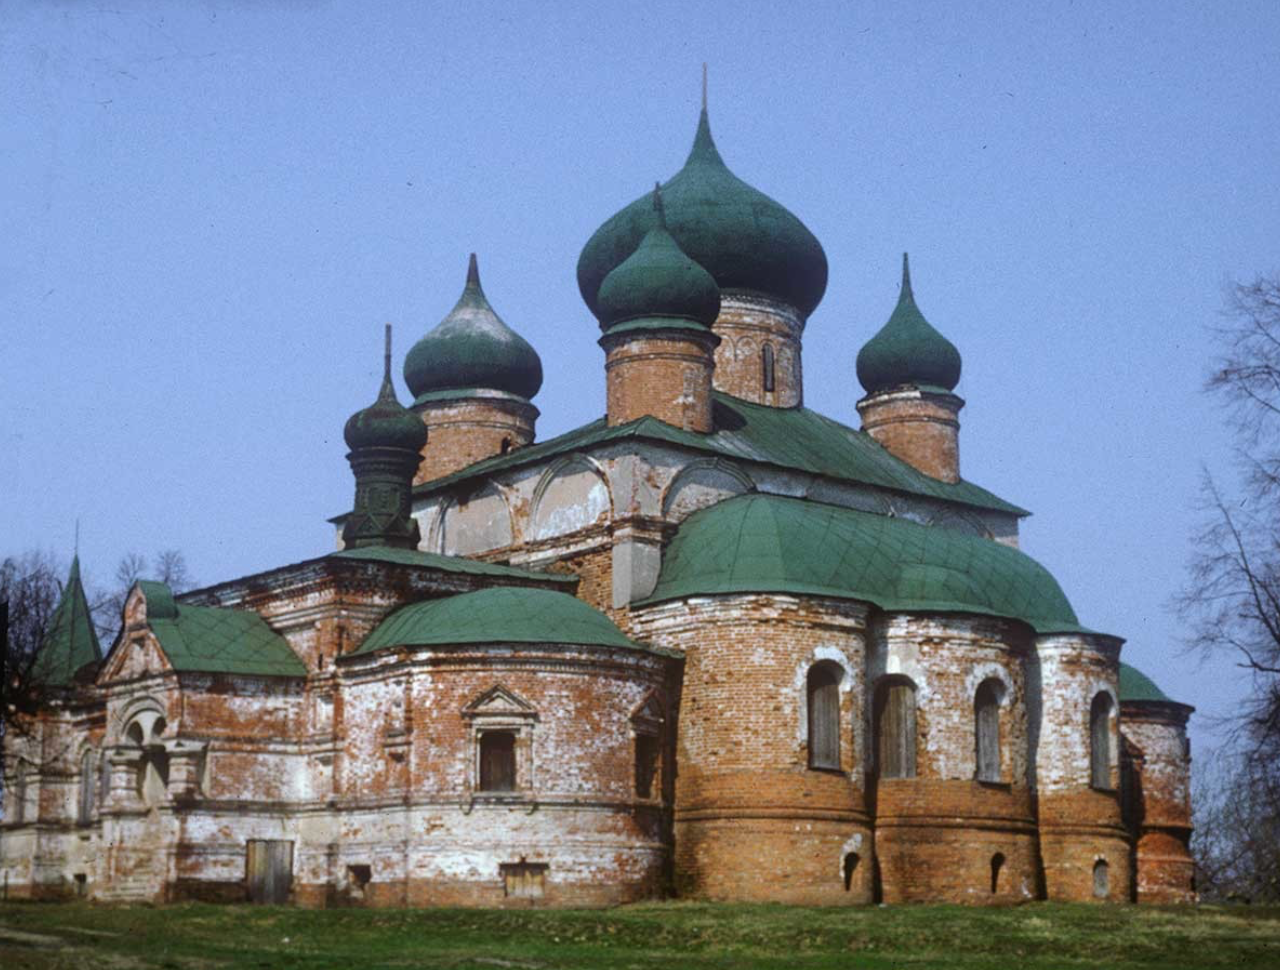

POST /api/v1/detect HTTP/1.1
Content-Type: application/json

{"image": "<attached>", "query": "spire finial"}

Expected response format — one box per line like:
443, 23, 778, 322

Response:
652, 181, 666, 228
901, 252, 914, 301
74, 518, 80, 557
466, 252, 480, 289
701, 63, 708, 111
383, 323, 392, 384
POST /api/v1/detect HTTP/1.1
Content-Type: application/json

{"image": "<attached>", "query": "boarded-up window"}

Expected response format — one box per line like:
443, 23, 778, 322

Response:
875, 678, 917, 779
974, 680, 1002, 783
635, 733, 660, 798
501, 860, 547, 898
1093, 859, 1109, 899
78, 750, 96, 824
762, 344, 776, 393
807, 663, 842, 770
245, 839, 294, 904
1090, 693, 1114, 789
480, 731, 516, 792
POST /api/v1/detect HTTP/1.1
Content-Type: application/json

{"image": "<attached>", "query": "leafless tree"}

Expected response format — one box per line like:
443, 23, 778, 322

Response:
94, 549, 195, 642
1180, 273, 1280, 900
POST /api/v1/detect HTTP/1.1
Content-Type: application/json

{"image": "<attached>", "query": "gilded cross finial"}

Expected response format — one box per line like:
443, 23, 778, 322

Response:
652, 181, 667, 227
701, 63, 708, 111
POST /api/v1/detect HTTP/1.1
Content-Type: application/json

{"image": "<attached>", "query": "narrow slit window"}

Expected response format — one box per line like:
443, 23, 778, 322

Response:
762, 344, 776, 394
78, 750, 96, 824
634, 733, 660, 798
807, 663, 842, 770
1090, 693, 1114, 790
843, 852, 859, 891
990, 852, 1006, 894
479, 731, 516, 792
1093, 859, 1109, 898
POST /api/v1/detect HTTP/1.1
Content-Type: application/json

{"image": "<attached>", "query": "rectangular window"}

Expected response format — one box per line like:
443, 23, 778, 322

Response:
479, 731, 517, 792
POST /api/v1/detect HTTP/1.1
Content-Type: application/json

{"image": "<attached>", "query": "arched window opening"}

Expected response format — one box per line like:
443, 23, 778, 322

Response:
807, 662, 842, 770
990, 852, 1006, 894
1090, 693, 1115, 790
874, 677, 917, 779
500, 437, 512, 455
479, 731, 516, 792
974, 679, 1003, 783
843, 852, 860, 891
1093, 859, 1110, 899
762, 344, 776, 394
78, 750, 96, 824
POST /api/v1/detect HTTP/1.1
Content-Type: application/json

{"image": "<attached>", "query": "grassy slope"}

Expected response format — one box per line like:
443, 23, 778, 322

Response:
1, 901, 1278, 969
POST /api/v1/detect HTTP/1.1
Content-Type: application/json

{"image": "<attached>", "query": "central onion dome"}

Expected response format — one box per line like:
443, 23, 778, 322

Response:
577, 107, 828, 320
403, 254, 543, 404
593, 185, 721, 332
856, 254, 962, 395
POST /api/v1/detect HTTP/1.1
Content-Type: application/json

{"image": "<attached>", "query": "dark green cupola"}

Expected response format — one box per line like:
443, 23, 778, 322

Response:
31, 555, 102, 688
403, 254, 543, 405
343, 326, 426, 550
856, 254, 963, 395
577, 105, 828, 320
594, 184, 721, 332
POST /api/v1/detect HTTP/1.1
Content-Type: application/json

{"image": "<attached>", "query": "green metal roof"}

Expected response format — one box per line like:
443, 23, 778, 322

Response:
578, 107, 828, 319
404, 254, 543, 404
1119, 662, 1175, 703
33, 556, 102, 687
857, 254, 962, 395
414, 392, 1027, 517
328, 546, 576, 583
637, 494, 1086, 634
137, 581, 306, 677
354, 586, 649, 654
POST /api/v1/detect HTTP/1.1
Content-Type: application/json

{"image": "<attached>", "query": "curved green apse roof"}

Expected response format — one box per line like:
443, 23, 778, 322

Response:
33, 556, 102, 687
404, 254, 543, 404
135, 582, 306, 677
856, 254, 962, 395
355, 587, 648, 654
595, 202, 721, 332
578, 108, 828, 320
640, 494, 1087, 634
1119, 663, 1175, 703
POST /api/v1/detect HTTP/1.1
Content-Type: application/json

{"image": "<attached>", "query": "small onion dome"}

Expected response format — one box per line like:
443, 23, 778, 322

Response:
577, 107, 828, 320
856, 254, 962, 395
403, 254, 543, 404
345, 329, 428, 452
594, 184, 721, 332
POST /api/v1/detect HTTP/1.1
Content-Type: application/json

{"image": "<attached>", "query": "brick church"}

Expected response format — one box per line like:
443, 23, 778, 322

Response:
2, 99, 1195, 907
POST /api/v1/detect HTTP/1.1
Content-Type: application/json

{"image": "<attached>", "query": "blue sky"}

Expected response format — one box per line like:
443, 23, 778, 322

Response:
3, 0, 1278, 757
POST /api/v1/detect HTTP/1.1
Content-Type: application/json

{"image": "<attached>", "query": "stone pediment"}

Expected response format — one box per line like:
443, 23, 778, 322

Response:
462, 684, 538, 721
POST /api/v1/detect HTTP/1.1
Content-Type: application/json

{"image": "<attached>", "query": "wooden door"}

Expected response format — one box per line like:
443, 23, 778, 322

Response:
246, 839, 294, 904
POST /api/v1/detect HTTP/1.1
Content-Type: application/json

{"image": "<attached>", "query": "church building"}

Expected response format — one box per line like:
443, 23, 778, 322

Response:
2, 99, 1195, 907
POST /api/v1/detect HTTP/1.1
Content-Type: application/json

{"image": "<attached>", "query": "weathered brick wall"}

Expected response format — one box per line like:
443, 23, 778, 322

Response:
1031, 634, 1131, 902
412, 395, 538, 485
868, 614, 1039, 903
1121, 702, 1194, 903
600, 329, 718, 432
856, 388, 963, 483
631, 594, 874, 905
710, 292, 804, 407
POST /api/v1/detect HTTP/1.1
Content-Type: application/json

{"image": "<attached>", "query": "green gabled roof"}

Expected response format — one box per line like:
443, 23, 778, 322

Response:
328, 546, 576, 583
637, 494, 1087, 634
137, 582, 306, 677
353, 586, 654, 655
33, 556, 102, 687
1119, 663, 1175, 703
414, 392, 1027, 517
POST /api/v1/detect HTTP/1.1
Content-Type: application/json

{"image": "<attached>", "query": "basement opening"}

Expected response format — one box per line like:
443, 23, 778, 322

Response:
347, 864, 372, 900
501, 859, 547, 899
843, 853, 859, 891
990, 853, 1005, 894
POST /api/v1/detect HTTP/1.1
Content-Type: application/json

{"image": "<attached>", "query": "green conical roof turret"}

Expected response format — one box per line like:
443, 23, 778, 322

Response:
856, 254, 962, 395
32, 555, 102, 688
343, 327, 425, 550
403, 255, 543, 404
594, 184, 721, 332
577, 98, 827, 319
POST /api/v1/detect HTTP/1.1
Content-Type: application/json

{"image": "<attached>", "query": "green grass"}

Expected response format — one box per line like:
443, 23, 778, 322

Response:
1, 900, 1278, 969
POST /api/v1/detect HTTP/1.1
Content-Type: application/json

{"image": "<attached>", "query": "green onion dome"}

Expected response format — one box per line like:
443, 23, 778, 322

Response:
577, 108, 828, 320
403, 254, 543, 404
856, 254, 962, 395
345, 330, 428, 452
594, 186, 721, 331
